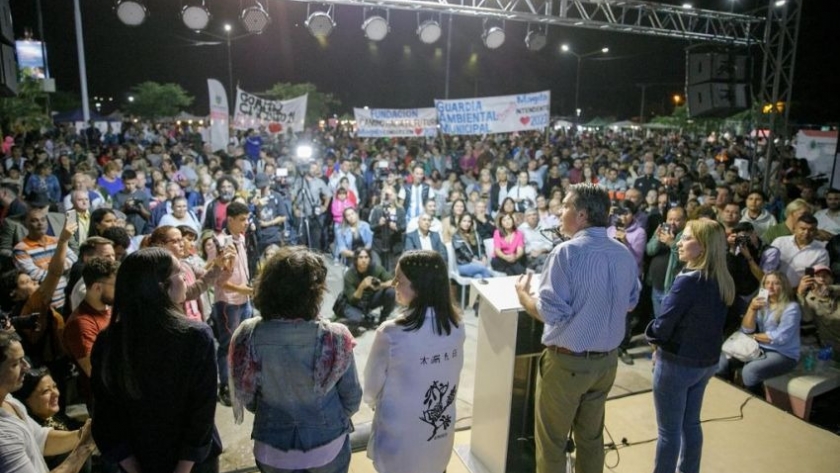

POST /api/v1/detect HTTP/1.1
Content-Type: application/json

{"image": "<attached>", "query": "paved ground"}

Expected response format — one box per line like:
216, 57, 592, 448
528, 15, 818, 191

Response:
214, 259, 657, 472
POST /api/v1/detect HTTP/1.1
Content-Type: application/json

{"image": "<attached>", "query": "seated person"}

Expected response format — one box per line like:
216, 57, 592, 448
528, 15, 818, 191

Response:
725, 222, 781, 332
518, 208, 554, 272
797, 264, 840, 361
340, 248, 396, 335
717, 271, 801, 395
334, 207, 374, 265
404, 214, 447, 263
451, 214, 494, 279
11, 366, 91, 472
491, 212, 525, 276
0, 331, 96, 473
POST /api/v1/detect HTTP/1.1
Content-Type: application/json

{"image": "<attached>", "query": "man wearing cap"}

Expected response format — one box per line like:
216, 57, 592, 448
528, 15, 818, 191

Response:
797, 265, 840, 361
252, 172, 293, 254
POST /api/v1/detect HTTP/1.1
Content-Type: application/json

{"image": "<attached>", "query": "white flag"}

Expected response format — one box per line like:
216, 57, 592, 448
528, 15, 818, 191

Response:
207, 79, 229, 153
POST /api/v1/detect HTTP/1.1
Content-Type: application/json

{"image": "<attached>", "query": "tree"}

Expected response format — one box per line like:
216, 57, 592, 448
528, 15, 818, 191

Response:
0, 75, 51, 135
124, 82, 194, 120
262, 82, 340, 128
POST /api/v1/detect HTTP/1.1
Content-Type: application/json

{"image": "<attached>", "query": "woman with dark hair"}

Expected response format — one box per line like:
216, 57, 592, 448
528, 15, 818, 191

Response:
440, 198, 467, 244
12, 367, 91, 472
88, 208, 117, 238
229, 246, 361, 473
91, 248, 222, 473
146, 225, 233, 322
491, 212, 526, 276
364, 250, 465, 473
451, 213, 493, 279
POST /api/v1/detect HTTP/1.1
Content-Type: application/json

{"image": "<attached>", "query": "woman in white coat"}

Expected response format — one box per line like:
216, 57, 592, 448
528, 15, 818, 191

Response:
364, 250, 466, 473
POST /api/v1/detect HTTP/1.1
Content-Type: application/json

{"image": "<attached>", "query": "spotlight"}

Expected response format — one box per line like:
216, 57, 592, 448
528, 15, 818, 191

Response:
362, 15, 389, 41
306, 11, 335, 38
296, 145, 313, 160
181, 2, 211, 31
482, 26, 505, 49
241, 0, 271, 34
417, 20, 441, 44
115, 0, 148, 27
525, 30, 547, 51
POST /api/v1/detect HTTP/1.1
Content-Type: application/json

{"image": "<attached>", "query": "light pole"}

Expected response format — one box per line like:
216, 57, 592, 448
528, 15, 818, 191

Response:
225, 24, 233, 107
561, 44, 609, 123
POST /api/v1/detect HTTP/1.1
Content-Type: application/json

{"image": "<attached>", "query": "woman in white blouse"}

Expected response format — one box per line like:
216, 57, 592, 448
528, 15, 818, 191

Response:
364, 250, 466, 473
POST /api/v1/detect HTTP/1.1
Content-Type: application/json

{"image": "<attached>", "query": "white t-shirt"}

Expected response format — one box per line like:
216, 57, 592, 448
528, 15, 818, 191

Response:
0, 395, 52, 473
772, 236, 830, 287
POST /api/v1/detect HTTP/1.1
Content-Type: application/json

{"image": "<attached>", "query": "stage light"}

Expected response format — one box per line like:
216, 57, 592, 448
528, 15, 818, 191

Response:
306, 11, 335, 37
525, 30, 547, 51
362, 15, 389, 41
417, 20, 441, 44
482, 26, 505, 49
115, 0, 148, 27
181, 1, 211, 31
296, 145, 313, 160
241, 0, 271, 34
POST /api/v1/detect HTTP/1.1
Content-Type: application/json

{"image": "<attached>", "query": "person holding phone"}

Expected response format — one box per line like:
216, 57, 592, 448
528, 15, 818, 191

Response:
798, 264, 840, 361
716, 270, 801, 395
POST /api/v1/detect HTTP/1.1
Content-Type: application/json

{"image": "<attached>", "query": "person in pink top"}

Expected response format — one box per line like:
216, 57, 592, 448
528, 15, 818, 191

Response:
331, 186, 357, 233
491, 213, 526, 275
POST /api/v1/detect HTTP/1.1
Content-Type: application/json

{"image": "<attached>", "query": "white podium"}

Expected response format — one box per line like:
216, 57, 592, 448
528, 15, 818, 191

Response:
457, 276, 543, 473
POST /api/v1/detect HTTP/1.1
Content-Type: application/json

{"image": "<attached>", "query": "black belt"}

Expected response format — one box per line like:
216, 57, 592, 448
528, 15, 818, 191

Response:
547, 346, 612, 358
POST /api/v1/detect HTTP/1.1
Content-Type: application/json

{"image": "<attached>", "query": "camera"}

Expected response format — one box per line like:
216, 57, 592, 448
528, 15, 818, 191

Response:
735, 235, 752, 248
0, 311, 40, 331
370, 278, 381, 288
660, 223, 672, 235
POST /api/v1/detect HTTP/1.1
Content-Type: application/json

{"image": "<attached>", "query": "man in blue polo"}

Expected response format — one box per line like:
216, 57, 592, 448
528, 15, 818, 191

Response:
516, 183, 639, 473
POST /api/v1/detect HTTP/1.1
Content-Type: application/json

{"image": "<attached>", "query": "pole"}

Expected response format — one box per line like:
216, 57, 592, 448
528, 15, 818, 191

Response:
73, 0, 90, 123
36, 0, 50, 115
638, 84, 647, 124
226, 35, 234, 110
444, 14, 452, 99
574, 56, 581, 123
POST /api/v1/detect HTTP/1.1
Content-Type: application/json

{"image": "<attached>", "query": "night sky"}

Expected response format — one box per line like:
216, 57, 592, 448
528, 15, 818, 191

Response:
8, 0, 838, 124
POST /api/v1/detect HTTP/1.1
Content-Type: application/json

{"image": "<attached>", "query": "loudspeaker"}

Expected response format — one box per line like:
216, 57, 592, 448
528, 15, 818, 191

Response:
0, 0, 12, 46
687, 52, 748, 85
0, 43, 18, 97
687, 82, 749, 118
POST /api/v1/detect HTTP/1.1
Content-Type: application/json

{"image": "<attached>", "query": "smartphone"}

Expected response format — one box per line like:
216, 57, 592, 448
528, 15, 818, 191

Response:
805, 267, 816, 277
276, 168, 289, 177
758, 288, 769, 300
66, 209, 78, 226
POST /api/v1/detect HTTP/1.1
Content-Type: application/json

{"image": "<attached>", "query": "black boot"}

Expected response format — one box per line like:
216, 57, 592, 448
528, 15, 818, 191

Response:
218, 385, 231, 407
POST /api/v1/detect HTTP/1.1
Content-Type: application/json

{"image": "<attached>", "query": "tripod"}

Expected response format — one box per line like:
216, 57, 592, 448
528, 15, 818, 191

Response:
292, 169, 320, 251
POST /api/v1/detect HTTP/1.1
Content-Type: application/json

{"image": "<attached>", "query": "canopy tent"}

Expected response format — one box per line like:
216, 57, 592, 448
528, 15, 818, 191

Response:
52, 108, 112, 123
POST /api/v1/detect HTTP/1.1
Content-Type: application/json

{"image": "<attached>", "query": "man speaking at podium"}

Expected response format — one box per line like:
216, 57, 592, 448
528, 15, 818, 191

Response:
516, 183, 639, 473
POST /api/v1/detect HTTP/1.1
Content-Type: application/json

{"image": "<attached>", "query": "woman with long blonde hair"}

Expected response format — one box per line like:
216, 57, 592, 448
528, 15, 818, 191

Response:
716, 270, 800, 393
645, 219, 735, 473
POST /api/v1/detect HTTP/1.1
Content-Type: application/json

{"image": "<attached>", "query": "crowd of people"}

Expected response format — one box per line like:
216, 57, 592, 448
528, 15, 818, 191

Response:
1, 118, 840, 473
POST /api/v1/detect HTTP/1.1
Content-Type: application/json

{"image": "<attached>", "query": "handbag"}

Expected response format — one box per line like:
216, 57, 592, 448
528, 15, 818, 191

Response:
722, 331, 762, 362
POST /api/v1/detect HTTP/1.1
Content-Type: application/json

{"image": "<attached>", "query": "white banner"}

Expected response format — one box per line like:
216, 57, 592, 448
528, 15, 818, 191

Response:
207, 79, 229, 152
233, 88, 307, 133
354, 107, 438, 138
435, 90, 550, 135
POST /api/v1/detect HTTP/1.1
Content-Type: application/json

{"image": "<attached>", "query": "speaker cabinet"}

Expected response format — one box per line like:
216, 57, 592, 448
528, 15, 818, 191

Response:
687, 82, 749, 118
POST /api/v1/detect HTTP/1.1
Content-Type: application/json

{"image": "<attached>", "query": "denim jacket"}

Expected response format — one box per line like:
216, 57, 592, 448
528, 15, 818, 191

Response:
250, 320, 362, 452
334, 221, 374, 259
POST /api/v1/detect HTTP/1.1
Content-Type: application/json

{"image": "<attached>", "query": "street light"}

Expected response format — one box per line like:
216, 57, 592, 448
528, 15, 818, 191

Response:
561, 44, 609, 123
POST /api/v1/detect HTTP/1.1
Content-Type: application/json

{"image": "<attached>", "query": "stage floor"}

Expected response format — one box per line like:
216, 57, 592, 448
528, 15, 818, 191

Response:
442, 378, 840, 473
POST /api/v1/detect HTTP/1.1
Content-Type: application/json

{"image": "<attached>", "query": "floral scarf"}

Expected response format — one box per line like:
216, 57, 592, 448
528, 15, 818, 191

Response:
228, 316, 357, 424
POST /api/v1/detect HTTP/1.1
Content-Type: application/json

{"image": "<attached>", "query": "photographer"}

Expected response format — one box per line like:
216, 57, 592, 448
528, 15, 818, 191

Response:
340, 248, 396, 336
292, 163, 331, 252
251, 173, 293, 254
369, 187, 406, 272
726, 222, 781, 330
798, 265, 840, 361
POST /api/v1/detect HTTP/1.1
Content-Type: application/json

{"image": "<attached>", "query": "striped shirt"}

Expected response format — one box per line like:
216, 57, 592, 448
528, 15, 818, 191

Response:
536, 227, 640, 352
13, 235, 78, 309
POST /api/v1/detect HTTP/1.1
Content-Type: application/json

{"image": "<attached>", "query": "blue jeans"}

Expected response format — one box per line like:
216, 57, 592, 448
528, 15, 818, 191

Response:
458, 262, 494, 279
256, 436, 350, 473
716, 349, 798, 389
651, 287, 666, 318
212, 300, 253, 385
652, 357, 716, 473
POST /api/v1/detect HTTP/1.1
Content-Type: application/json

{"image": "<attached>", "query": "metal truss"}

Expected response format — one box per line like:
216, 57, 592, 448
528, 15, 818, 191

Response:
293, 0, 764, 45
756, 0, 802, 190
